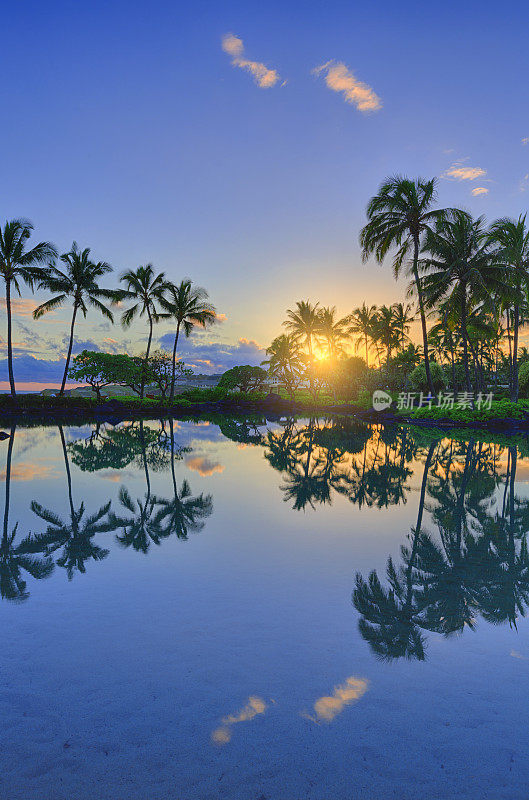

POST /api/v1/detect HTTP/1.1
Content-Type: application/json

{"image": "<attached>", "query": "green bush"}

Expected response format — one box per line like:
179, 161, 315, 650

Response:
518, 361, 529, 398
409, 362, 445, 394
411, 398, 529, 423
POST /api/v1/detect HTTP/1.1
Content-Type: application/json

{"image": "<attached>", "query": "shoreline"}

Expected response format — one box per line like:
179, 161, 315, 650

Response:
1, 394, 529, 436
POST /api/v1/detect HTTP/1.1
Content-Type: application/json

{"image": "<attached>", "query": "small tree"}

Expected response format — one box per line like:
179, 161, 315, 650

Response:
140, 350, 191, 399
218, 365, 267, 393
68, 351, 141, 400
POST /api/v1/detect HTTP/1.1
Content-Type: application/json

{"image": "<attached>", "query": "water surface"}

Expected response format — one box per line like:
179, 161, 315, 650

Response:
1, 417, 529, 799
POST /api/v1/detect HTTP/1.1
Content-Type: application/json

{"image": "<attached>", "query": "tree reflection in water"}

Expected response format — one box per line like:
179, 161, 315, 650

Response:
353, 437, 529, 661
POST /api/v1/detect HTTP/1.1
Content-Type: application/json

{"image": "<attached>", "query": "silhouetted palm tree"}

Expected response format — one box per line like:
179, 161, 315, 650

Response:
422, 212, 506, 392
34, 242, 118, 394
0, 425, 54, 600
488, 215, 529, 400
360, 176, 453, 394
284, 300, 320, 357
154, 419, 213, 539
119, 265, 169, 398
349, 303, 377, 368
0, 219, 57, 395
29, 426, 114, 579
160, 279, 216, 401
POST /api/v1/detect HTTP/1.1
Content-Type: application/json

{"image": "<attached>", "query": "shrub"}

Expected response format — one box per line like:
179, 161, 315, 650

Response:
409, 362, 445, 394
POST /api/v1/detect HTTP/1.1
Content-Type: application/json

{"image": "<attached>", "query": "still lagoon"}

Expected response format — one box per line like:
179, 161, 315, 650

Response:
1, 416, 529, 799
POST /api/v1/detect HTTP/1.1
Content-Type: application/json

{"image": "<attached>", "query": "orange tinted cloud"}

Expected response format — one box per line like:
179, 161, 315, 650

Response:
304, 676, 369, 723
0, 462, 58, 481
222, 33, 282, 89
313, 61, 381, 112
211, 696, 267, 745
185, 456, 224, 476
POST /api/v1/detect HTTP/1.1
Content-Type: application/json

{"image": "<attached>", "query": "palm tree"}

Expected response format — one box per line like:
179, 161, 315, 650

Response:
421, 212, 506, 393
262, 334, 304, 399
488, 215, 529, 401
28, 426, 115, 579
284, 300, 320, 357
154, 419, 213, 538
349, 303, 377, 368
1, 425, 54, 600
360, 176, 454, 395
160, 279, 216, 401
33, 242, 118, 395
374, 305, 398, 365
119, 265, 169, 398
316, 306, 351, 359
0, 219, 57, 396
392, 302, 414, 350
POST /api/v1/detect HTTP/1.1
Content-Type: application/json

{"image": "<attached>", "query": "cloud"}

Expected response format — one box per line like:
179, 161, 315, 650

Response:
471, 187, 489, 196
70, 339, 101, 354
157, 335, 265, 374
520, 174, 529, 193
215, 313, 228, 323
303, 676, 369, 724
522, 138, 529, 145
0, 461, 59, 481
443, 163, 486, 181
0, 298, 41, 318
221, 33, 281, 89
211, 696, 267, 746
313, 60, 381, 112
0, 355, 67, 383
185, 455, 224, 477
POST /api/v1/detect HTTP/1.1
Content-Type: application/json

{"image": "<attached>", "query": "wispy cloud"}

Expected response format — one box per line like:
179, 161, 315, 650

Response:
522, 138, 529, 146
520, 174, 529, 193
0, 297, 41, 318
221, 34, 282, 89
471, 187, 489, 196
444, 163, 487, 181
312, 60, 381, 112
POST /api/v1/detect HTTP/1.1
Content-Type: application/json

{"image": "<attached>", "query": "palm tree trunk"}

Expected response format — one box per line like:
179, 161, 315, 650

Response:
58, 425, 75, 519
170, 320, 181, 402
365, 334, 369, 368
60, 304, 78, 396
460, 288, 472, 394
5, 279, 16, 397
513, 303, 520, 402
3, 424, 16, 540
141, 311, 154, 399
506, 310, 513, 396
412, 238, 434, 396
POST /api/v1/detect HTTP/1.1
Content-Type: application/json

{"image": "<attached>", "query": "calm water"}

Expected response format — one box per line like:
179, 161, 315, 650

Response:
1, 417, 529, 800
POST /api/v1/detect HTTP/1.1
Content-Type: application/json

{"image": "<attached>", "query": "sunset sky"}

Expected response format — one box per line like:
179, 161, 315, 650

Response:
1, 0, 528, 378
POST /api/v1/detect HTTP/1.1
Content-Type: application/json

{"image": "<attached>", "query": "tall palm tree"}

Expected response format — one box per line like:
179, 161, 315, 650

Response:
119, 265, 169, 398
160, 279, 216, 401
392, 302, 415, 350
316, 306, 351, 359
283, 300, 320, 357
1, 425, 54, 600
262, 334, 303, 399
360, 176, 453, 395
421, 212, 506, 393
488, 215, 529, 401
348, 303, 377, 368
33, 242, 118, 395
374, 305, 399, 365
0, 219, 57, 396
154, 419, 213, 538
28, 426, 115, 579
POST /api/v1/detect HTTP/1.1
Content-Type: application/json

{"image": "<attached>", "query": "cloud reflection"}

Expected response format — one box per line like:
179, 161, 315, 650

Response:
304, 676, 369, 723
211, 695, 267, 745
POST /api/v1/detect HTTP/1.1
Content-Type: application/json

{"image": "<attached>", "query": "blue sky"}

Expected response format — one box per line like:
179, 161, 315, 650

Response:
1, 0, 529, 378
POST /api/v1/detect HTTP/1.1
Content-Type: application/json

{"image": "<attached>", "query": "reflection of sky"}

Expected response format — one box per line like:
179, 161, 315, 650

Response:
1, 421, 529, 798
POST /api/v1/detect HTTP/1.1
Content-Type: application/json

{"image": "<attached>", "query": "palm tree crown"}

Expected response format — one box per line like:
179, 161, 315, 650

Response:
119, 264, 170, 398
159, 279, 216, 400
34, 242, 117, 394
